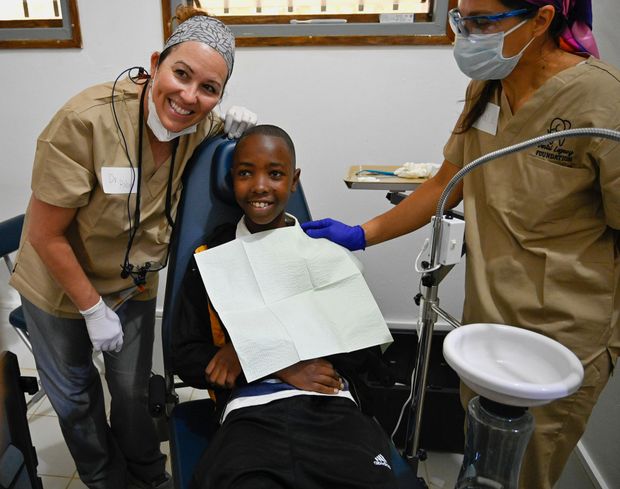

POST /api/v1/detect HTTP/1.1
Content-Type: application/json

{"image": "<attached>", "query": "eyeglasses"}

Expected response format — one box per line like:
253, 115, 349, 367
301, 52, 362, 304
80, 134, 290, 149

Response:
448, 7, 534, 37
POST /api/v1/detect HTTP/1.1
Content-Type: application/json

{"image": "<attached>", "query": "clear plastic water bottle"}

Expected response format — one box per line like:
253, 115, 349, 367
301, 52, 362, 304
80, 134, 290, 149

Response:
455, 396, 534, 489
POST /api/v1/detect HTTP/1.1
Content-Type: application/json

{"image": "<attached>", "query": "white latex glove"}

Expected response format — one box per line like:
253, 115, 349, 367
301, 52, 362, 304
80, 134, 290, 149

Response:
393, 162, 439, 179
223, 106, 258, 139
79, 297, 124, 352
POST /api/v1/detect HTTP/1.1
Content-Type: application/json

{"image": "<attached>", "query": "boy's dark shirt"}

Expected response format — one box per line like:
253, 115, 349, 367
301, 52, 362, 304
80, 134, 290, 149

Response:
171, 221, 392, 417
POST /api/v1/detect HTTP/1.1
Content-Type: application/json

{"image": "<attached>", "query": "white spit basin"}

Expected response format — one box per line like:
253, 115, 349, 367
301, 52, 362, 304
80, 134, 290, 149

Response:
443, 323, 584, 407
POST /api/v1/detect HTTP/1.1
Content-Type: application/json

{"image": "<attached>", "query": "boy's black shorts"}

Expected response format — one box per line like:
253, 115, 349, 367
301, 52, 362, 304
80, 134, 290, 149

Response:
191, 395, 399, 489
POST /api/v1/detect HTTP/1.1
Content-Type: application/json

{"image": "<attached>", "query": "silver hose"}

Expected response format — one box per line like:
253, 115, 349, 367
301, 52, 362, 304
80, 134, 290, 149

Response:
428, 128, 620, 267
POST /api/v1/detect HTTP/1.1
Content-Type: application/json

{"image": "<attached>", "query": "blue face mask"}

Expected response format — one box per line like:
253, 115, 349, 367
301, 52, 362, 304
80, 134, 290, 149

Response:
453, 19, 534, 80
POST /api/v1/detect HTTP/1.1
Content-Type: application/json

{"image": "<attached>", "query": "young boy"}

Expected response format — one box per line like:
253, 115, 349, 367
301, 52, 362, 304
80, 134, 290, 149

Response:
172, 125, 399, 489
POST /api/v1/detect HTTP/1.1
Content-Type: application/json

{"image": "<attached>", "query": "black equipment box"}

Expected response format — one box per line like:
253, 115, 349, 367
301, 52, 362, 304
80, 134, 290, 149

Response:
364, 329, 465, 453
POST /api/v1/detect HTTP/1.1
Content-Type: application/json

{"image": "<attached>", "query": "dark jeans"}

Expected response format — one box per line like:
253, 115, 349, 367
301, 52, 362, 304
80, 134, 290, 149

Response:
22, 296, 166, 489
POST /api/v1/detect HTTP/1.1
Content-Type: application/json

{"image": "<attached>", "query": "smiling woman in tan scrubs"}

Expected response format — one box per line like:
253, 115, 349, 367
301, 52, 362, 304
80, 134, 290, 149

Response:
300, 1, 620, 488
9, 7, 256, 489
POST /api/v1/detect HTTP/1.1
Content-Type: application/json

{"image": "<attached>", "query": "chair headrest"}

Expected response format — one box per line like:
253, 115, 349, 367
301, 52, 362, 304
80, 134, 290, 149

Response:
212, 139, 238, 206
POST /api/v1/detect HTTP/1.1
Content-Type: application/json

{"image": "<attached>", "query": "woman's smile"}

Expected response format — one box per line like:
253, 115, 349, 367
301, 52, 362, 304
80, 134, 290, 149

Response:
168, 98, 193, 116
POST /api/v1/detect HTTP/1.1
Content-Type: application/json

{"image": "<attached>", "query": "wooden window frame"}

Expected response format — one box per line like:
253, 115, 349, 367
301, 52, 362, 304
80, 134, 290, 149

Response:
162, 0, 456, 47
0, 0, 82, 49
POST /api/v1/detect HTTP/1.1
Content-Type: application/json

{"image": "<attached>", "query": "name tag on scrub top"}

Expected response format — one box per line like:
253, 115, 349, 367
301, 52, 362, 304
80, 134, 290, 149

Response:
101, 167, 137, 194
473, 103, 500, 136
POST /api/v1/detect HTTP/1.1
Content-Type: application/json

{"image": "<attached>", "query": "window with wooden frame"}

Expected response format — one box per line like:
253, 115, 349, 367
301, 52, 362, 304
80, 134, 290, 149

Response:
162, 0, 456, 46
0, 0, 81, 48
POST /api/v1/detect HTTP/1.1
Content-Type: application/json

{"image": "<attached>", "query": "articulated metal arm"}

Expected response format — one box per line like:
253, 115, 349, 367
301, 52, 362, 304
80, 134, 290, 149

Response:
404, 128, 620, 471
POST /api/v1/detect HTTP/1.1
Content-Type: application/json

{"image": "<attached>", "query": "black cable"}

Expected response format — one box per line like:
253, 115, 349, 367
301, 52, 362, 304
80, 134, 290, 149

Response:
165, 140, 179, 228
111, 66, 148, 173
120, 82, 149, 281
111, 66, 149, 279
111, 67, 180, 286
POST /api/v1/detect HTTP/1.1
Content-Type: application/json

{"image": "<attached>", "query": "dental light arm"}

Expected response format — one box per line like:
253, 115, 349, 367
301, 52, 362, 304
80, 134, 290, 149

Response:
404, 127, 620, 469
428, 128, 620, 270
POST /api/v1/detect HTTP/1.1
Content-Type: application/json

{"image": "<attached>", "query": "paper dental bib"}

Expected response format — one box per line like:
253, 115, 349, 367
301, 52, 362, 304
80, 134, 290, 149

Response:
194, 223, 393, 382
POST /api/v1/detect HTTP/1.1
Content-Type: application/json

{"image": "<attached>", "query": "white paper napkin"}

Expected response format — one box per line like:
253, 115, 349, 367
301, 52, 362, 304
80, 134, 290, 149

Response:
194, 223, 393, 382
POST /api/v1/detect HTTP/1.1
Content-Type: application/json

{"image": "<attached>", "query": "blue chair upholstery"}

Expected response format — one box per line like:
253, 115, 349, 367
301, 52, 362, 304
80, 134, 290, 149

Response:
0, 351, 44, 489
0, 215, 27, 333
8, 306, 27, 332
167, 399, 217, 489
0, 214, 28, 339
0, 215, 25, 257
161, 135, 422, 489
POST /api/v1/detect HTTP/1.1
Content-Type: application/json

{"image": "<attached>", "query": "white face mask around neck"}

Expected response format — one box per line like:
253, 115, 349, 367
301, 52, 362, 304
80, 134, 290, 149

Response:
453, 19, 536, 80
146, 76, 199, 142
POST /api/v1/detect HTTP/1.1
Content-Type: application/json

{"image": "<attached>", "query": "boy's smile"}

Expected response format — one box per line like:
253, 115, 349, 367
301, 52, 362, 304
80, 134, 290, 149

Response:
232, 133, 300, 234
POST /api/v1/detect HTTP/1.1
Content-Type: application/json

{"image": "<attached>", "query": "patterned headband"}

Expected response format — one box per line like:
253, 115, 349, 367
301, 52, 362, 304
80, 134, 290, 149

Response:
163, 15, 235, 79
524, 0, 599, 57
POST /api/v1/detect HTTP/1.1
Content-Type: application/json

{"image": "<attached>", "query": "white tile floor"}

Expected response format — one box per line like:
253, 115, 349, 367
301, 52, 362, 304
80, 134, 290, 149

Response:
3, 309, 463, 489
20, 363, 180, 489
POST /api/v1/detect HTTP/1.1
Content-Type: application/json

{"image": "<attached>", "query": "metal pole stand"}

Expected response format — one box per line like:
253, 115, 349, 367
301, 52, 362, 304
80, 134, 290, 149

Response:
399, 127, 620, 485
403, 262, 461, 478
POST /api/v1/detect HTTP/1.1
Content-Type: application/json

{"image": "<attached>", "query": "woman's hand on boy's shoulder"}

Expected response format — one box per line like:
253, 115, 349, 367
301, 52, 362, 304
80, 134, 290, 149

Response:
205, 343, 241, 389
276, 359, 344, 394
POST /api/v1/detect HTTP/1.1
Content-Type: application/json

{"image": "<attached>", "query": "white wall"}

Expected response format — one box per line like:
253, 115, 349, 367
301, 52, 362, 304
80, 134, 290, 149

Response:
0, 0, 469, 325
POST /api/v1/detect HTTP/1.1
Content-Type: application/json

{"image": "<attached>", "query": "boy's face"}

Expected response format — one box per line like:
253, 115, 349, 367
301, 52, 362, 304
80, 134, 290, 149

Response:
232, 133, 300, 234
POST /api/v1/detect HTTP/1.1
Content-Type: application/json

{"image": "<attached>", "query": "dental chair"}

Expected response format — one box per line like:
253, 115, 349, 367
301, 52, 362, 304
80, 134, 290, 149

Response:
0, 351, 44, 489
158, 135, 423, 489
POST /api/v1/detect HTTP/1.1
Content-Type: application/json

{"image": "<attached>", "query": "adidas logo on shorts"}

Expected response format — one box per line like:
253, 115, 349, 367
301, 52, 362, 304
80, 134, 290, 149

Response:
373, 453, 392, 470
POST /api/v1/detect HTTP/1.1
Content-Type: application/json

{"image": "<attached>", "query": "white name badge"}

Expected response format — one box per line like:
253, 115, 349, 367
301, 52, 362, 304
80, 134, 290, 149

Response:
101, 167, 137, 194
473, 103, 500, 136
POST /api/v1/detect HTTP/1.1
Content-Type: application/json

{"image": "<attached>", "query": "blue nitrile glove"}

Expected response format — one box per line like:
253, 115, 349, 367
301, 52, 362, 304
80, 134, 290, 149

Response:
301, 218, 366, 251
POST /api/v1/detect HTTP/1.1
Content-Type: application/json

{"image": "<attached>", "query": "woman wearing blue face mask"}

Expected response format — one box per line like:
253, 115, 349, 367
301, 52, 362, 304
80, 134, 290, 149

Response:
9, 6, 257, 489
302, 2, 620, 488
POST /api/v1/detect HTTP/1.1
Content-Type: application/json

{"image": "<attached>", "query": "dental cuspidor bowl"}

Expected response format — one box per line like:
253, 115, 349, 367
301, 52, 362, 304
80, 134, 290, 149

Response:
443, 323, 584, 407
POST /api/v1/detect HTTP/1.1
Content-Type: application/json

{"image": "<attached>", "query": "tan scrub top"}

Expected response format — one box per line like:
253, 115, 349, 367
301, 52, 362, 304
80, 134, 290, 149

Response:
443, 57, 620, 365
10, 78, 223, 318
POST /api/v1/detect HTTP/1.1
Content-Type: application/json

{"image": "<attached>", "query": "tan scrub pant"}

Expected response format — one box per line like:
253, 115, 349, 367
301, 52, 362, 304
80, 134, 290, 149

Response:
460, 351, 612, 489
